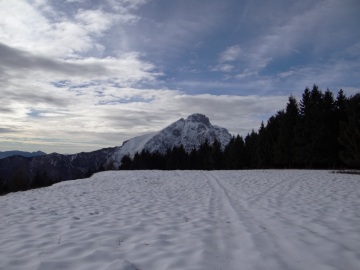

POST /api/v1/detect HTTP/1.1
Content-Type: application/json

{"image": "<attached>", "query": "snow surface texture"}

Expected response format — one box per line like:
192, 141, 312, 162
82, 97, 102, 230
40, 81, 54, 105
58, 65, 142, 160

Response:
1, 170, 360, 270
109, 113, 232, 167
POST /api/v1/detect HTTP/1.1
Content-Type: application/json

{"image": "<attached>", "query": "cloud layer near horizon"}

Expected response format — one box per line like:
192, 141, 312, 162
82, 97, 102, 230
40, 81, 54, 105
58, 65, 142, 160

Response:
0, 0, 359, 153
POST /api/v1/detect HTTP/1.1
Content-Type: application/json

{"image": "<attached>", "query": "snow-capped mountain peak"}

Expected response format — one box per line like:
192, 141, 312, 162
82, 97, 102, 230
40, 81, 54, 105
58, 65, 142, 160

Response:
109, 113, 232, 167
185, 113, 211, 126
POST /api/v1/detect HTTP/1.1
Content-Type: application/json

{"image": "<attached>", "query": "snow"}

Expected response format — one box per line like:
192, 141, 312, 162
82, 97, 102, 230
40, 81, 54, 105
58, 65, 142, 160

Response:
108, 113, 232, 167
1, 170, 360, 270
109, 132, 158, 166
144, 114, 231, 154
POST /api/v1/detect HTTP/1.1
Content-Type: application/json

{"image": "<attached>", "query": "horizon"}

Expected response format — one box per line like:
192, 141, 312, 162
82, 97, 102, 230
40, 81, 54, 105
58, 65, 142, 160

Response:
1, 0, 359, 154
0, 112, 242, 155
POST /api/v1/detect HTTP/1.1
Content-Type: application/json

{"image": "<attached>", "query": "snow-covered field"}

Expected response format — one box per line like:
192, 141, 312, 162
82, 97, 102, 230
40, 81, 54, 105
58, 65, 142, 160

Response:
1, 170, 359, 270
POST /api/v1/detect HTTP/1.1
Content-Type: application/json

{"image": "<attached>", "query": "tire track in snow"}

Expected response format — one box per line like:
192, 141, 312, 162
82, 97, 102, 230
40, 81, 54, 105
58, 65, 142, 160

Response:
213, 171, 360, 270
251, 172, 360, 259
245, 176, 290, 207
205, 172, 242, 270
273, 175, 302, 208
205, 171, 291, 270
207, 171, 347, 270
248, 172, 303, 210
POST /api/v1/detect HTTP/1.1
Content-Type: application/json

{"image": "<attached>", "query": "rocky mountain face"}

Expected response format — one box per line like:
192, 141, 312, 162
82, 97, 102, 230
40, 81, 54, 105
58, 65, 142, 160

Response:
108, 113, 232, 167
0, 148, 116, 194
145, 113, 231, 153
0, 113, 232, 194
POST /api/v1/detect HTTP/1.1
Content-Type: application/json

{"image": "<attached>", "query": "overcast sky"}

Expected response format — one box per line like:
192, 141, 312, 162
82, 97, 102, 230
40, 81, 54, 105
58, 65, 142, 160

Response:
1, 0, 359, 154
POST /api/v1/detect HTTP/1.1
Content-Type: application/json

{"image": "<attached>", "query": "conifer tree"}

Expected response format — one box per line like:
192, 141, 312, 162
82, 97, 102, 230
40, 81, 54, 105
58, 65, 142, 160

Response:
272, 96, 299, 167
339, 94, 360, 168
198, 139, 212, 170
120, 155, 133, 170
255, 122, 273, 168
321, 90, 340, 167
209, 139, 223, 169
188, 148, 198, 170
224, 135, 246, 169
295, 85, 330, 167
244, 131, 259, 168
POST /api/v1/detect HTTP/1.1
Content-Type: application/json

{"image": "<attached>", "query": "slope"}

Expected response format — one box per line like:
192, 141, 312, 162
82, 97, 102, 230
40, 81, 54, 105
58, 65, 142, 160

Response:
1, 170, 359, 270
109, 113, 232, 167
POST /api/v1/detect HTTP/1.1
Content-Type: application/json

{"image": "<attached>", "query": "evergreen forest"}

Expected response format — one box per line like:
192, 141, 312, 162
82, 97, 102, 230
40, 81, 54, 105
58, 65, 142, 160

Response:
120, 85, 360, 170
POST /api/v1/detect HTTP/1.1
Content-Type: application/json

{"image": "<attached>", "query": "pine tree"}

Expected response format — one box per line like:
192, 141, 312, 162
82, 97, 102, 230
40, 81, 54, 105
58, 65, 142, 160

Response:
244, 130, 259, 168
284, 96, 299, 167
209, 139, 223, 169
166, 145, 188, 169
198, 139, 212, 170
188, 148, 198, 170
294, 87, 311, 167
339, 93, 360, 168
120, 155, 132, 170
224, 135, 246, 169
334, 90, 348, 167
295, 85, 332, 168
269, 111, 285, 167
255, 122, 273, 168
271, 96, 300, 168
321, 89, 340, 168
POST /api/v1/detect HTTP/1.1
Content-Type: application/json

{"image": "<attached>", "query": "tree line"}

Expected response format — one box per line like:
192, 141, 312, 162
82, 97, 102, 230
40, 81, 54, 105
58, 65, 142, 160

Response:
120, 85, 360, 170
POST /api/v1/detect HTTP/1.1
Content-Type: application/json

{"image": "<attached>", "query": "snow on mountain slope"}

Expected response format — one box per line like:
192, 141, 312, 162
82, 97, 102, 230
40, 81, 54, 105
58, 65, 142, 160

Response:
114, 132, 158, 158
1, 170, 359, 270
109, 113, 232, 167
144, 113, 231, 153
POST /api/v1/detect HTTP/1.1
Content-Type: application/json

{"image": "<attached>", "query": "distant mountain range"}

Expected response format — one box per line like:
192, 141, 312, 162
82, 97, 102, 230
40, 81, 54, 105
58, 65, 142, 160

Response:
0, 114, 232, 194
0, 150, 46, 159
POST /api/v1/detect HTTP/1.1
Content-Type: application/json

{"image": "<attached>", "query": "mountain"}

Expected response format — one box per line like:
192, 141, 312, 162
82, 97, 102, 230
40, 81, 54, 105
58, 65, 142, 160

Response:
0, 113, 232, 194
108, 113, 232, 167
0, 150, 46, 159
0, 148, 116, 194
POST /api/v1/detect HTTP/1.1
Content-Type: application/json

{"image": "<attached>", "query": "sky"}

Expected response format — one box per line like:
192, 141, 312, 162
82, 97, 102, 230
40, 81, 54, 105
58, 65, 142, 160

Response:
0, 0, 359, 154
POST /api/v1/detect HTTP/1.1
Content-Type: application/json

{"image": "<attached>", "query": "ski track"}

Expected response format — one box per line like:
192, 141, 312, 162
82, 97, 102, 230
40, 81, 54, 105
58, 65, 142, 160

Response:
0, 170, 360, 270
206, 172, 290, 270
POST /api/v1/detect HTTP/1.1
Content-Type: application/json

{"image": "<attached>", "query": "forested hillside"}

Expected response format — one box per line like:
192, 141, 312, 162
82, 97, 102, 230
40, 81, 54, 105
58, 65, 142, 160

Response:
121, 86, 360, 170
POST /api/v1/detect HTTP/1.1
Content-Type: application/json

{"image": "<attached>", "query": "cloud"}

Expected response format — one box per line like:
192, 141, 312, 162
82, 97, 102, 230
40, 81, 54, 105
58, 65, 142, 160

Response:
211, 0, 358, 85
0, 128, 19, 134
107, 0, 149, 11
219, 45, 242, 62
202, 0, 360, 95
1, 75, 288, 153
0, 1, 86, 58
123, 0, 230, 66
0, 0, 146, 58
75, 9, 116, 34
0, 0, 160, 91
0, 0, 358, 154
210, 64, 234, 72
0, 42, 160, 87
236, 71, 258, 80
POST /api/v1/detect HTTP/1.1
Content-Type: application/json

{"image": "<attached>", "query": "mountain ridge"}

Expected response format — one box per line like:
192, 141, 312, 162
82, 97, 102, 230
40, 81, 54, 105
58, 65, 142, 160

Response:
0, 150, 46, 159
108, 113, 232, 167
0, 113, 232, 194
